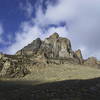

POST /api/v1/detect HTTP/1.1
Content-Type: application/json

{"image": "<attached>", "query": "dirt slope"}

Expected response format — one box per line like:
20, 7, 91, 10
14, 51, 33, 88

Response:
23, 64, 100, 82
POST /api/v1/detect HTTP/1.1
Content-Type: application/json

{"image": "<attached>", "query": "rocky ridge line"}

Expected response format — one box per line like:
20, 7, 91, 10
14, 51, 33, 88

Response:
0, 33, 100, 78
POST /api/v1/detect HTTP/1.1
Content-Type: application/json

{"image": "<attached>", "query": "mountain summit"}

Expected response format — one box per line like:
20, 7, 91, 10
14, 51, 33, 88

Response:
16, 33, 83, 64
0, 33, 99, 78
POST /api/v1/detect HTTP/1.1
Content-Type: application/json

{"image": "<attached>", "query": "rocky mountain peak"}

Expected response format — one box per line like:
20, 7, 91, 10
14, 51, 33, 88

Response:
0, 33, 100, 78
16, 33, 83, 64
49, 32, 59, 39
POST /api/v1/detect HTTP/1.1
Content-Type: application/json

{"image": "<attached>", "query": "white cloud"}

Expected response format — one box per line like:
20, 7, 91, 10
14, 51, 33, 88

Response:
7, 20, 69, 54
44, 0, 76, 24
6, 0, 100, 59
6, 21, 42, 54
41, 26, 69, 39
44, 0, 100, 59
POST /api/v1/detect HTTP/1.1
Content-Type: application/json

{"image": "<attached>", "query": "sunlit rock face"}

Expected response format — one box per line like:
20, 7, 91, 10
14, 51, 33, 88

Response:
16, 33, 76, 59
15, 33, 83, 65
43, 33, 73, 58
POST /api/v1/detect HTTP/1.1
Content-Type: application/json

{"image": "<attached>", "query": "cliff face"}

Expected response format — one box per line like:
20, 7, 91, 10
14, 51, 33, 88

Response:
16, 33, 82, 64
43, 33, 72, 58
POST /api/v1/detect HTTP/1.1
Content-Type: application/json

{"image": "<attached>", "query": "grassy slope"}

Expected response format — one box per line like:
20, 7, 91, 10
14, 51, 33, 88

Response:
24, 64, 100, 82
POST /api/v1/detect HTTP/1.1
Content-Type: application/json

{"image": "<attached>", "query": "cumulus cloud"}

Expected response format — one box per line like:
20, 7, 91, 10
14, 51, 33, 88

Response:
66, 0, 100, 59
6, 0, 100, 59
41, 26, 69, 39
40, 0, 100, 59
7, 21, 42, 54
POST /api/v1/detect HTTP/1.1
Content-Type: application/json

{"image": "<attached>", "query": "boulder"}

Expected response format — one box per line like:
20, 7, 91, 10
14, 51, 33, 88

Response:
84, 57, 97, 65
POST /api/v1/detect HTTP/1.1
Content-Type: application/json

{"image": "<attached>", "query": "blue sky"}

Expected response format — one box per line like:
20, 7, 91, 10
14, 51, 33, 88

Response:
0, 0, 57, 52
0, 0, 100, 59
0, 0, 38, 48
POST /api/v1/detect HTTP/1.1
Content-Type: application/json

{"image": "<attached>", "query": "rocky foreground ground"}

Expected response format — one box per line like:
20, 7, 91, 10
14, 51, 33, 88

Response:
0, 64, 100, 100
0, 33, 100, 100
